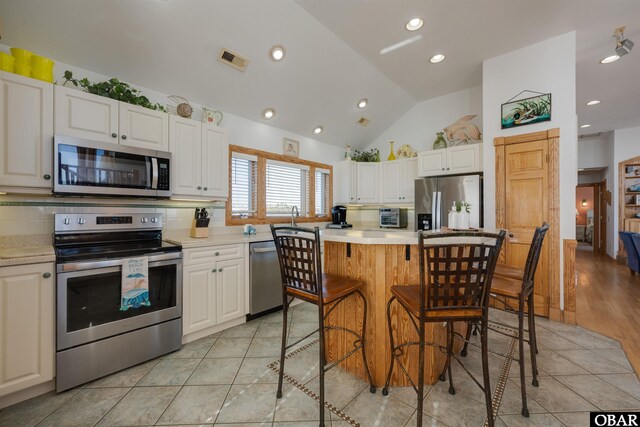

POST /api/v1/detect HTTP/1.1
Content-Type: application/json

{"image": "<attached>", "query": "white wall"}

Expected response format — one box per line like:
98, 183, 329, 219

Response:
364, 86, 482, 155
610, 126, 640, 257
482, 32, 578, 310
604, 131, 616, 257
578, 133, 610, 169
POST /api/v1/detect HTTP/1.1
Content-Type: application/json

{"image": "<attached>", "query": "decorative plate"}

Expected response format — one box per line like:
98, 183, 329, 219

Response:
396, 144, 417, 159
203, 108, 223, 126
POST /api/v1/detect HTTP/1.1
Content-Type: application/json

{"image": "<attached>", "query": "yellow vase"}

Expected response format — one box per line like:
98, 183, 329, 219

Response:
0, 52, 15, 73
387, 141, 396, 161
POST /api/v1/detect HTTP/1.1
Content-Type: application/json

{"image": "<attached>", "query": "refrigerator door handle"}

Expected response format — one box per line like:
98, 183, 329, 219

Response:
431, 192, 437, 229
435, 191, 442, 229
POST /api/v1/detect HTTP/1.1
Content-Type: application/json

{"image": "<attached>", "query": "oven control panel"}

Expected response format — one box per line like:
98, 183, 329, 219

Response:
55, 213, 163, 233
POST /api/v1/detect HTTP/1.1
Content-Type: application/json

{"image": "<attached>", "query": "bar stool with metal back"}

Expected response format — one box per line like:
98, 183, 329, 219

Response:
381, 230, 506, 427
461, 222, 549, 417
270, 225, 375, 427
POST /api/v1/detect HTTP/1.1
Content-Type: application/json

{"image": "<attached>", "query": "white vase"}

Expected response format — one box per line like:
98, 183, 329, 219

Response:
459, 211, 470, 229
448, 211, 457, 229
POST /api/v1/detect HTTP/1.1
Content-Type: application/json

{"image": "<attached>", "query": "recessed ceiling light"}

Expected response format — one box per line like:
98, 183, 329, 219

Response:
580, 124, 591, 128
405, 18, 424, 31
262, 108, 275, 119
313, 126, 323, 135
600, 54, 620, 64
585, 100, 600, 106
430, 53, 446, 63
357, 98, 368, 109
269, 45, 286, 62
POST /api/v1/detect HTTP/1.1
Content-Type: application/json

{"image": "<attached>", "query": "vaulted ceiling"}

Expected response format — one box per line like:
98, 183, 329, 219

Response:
1, 0, 639, 149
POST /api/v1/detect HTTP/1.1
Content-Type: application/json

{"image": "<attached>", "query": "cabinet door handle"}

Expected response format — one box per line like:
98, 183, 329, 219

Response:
442, 168, 445, 171
446, 167, 450, 170
218, 268, 223, 272
43, 272, 51, 278
197, 186, 202, 190
111, 133, 117, 138
43, 174, 51, 180
211, 268, 217, 273
121, 135, 127, 140
215, 252, 220, 256
203, 186, 208, 191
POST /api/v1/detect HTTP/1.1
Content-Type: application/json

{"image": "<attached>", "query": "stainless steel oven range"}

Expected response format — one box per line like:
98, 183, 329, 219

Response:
54, 213, 182, 392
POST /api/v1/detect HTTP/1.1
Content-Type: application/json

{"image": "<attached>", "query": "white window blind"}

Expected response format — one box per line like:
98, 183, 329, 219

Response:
231, 154, 257, 216
266, 160, 309, 216
315, 168, 330, 217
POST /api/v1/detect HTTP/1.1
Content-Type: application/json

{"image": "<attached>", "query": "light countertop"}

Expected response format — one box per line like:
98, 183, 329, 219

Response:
163, 230, 274, 249
0, 236, 55, 267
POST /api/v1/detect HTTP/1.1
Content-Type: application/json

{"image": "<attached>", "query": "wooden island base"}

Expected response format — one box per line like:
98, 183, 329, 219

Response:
323, 241, 463, 387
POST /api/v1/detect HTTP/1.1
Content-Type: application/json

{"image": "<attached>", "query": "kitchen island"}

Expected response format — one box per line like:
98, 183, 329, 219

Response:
321, 228, 465, 387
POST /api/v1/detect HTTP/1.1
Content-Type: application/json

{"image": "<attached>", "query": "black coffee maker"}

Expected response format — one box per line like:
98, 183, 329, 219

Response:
327, 205, 352, 229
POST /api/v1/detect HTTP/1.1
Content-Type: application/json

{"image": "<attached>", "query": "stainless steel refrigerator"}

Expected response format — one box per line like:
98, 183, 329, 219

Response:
414, 173, 483, 230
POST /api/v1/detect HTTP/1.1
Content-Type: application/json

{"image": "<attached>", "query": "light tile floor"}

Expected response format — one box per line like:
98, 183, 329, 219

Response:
1, 303, 639, 426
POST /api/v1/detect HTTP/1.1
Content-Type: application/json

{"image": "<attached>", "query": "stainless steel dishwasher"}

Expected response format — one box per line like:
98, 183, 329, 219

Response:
249, 240, 283, 318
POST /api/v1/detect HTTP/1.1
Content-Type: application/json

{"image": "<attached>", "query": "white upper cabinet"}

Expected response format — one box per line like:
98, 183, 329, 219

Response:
170, 115, 229, 199
0, 71, 53, 189
54, 85, 169, 151
418, 143, 482, 177
202, 125, 229, 199
333, 160, 384, 204
447, 144, 483, 175
380, 158, 418, 203
355, 162, 379, 204
118, 103, 169, 151
55, 85, 118, 143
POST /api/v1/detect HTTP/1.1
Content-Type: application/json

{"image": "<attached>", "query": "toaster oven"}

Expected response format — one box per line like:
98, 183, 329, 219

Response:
379, 208, 408, 228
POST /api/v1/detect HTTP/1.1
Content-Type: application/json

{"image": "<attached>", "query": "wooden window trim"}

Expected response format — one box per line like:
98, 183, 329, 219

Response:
226, 145, 333, 225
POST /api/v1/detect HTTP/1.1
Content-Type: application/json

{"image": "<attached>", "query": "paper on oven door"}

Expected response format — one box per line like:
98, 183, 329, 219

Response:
120, 256, 150, 311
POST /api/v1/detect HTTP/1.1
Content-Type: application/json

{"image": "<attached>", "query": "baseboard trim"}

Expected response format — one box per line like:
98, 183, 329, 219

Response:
0, 380, 55, 410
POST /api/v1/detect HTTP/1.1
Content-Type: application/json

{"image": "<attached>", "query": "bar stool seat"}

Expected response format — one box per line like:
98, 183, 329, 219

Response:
490, 275, 524, 298
392, 285, 483, 319
287, 273, 364, 304
494, 263, 525, 281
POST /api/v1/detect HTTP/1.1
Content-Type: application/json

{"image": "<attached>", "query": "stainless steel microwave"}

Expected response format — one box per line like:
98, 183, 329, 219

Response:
54, 135, 171, 198
379, 208, 408, 228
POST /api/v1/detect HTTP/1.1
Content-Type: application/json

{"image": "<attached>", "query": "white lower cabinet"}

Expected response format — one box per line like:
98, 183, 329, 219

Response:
182, 244, 246, 336
0, 263, 55, 397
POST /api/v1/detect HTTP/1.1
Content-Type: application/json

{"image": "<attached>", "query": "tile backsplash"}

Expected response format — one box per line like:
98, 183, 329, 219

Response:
0, 195, 225, 237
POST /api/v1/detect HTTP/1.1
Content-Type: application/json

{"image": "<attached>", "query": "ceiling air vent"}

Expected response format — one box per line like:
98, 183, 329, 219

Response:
579, 132, 602, 139
217, 48, 249, 72
357, 117, 370, 126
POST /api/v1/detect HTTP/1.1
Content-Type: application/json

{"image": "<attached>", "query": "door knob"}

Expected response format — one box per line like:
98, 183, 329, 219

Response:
508, 233, 514, 238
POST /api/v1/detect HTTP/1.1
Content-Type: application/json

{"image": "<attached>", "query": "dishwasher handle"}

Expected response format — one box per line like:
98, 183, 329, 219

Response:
251, 246, 277, 254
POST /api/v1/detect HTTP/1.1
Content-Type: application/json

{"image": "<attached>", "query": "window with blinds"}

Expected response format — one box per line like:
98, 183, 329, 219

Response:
227, 146, 332, 224
231, 154, 257, 217
315, 169, 330, 217
266, 160, 309, 216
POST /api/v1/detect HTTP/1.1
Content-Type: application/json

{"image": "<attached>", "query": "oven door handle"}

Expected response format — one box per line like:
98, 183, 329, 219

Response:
57, 252, 182, 273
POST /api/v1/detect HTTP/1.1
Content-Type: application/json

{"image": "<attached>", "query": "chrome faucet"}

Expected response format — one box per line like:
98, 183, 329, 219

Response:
291, 206, 300, 227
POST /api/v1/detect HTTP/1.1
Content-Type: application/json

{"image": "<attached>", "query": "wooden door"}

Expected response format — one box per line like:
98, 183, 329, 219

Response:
496, 134, 554, 317
599, 179, 607, 255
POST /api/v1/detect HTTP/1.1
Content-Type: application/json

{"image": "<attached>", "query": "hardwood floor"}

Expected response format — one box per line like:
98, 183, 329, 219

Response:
575, 249, 640, 375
